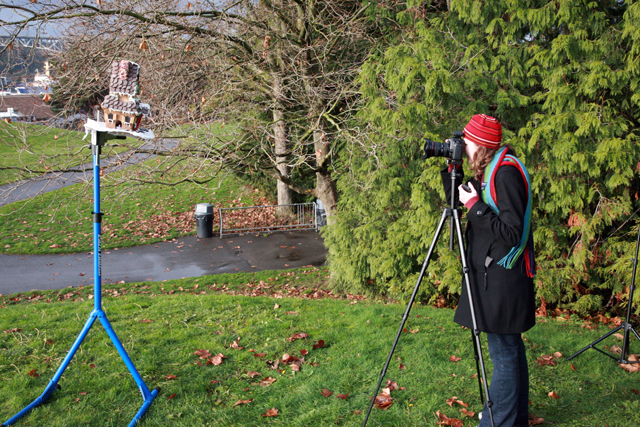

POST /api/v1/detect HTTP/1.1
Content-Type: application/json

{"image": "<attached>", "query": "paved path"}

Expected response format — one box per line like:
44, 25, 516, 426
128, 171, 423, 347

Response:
0, 137, 327, 296
0, 231, 327, 295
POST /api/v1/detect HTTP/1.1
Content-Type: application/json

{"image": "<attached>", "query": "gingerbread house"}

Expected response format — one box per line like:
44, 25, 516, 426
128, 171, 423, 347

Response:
101, 60, 150, 131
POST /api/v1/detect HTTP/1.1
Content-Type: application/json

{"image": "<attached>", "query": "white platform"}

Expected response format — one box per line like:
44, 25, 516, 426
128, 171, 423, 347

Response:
83, 118, 155, 140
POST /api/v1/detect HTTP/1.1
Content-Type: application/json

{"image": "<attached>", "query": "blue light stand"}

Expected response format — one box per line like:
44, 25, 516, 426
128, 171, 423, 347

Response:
3, 129, 160, 426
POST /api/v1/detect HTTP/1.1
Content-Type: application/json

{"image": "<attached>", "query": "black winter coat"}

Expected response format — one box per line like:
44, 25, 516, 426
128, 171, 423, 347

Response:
441, 151, 536, 334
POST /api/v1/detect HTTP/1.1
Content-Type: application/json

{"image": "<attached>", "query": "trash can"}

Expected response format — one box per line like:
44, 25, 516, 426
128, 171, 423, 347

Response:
315, 199, 326, 228
195, 203, 214, 238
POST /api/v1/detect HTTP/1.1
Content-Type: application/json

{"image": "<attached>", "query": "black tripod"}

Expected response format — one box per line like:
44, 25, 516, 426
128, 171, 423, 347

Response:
566, 222, 640, 364
362, 162, 495, 427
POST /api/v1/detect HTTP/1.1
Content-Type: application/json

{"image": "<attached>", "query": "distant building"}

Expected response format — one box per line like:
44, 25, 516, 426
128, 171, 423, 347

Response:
101, 60, 150, 131
0, 94, 54, 122
0, 76, 11, 94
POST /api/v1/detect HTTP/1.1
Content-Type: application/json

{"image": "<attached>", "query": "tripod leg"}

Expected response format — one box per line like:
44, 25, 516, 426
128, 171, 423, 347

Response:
471, 330, 484, 403
452, 209, 495, 427
361, 208, 450, 427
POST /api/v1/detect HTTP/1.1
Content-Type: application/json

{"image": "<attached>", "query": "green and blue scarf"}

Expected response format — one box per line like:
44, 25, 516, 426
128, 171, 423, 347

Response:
481, 146, 535, 277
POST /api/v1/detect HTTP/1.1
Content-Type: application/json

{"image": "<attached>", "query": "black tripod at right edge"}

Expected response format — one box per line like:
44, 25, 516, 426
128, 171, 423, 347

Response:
362, 158, 495, 427
566, 221, 640, 364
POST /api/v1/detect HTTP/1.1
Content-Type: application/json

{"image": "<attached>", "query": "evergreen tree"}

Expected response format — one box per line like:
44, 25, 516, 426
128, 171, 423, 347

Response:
325, 0, 640, 316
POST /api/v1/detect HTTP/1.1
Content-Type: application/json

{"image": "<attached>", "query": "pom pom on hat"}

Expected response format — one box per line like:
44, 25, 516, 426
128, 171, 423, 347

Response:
463, 114, 502, 149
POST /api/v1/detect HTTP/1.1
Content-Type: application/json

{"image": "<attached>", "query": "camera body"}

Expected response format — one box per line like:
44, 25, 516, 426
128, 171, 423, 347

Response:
422, 131, 465, 162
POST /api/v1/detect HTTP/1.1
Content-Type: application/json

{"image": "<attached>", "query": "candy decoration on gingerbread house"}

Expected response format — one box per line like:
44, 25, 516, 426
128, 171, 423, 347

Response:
101, 60, 150, 131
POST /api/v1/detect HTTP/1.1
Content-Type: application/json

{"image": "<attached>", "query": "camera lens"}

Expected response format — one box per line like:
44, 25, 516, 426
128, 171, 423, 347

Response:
422, 139, 450, 159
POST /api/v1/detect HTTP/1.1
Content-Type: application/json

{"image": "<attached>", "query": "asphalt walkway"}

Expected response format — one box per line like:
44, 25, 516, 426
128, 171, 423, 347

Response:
0, 231, 327, 295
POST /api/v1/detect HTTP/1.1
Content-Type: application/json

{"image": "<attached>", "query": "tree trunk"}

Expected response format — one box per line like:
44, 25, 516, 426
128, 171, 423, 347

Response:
313, 120, 338, 219
272, 73, 293, 215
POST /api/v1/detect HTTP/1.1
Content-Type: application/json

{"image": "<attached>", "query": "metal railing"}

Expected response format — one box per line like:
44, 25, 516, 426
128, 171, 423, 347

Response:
219, 202, 319, 237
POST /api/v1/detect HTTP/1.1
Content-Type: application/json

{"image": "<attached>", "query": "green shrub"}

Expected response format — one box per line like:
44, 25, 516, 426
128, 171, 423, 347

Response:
324, 1, 640, 317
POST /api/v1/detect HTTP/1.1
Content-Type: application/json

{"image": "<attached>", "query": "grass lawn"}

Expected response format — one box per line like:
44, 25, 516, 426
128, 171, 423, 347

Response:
1, 269, 639, 426
0, 121, 137, 186
0, 161, 265, 255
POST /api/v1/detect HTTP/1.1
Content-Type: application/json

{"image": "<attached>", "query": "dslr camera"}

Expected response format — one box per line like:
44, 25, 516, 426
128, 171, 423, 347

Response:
422, 131, 465, 162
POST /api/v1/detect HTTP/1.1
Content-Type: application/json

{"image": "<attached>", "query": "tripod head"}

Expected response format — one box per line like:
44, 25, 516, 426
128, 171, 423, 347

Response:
445, 159, 464, 251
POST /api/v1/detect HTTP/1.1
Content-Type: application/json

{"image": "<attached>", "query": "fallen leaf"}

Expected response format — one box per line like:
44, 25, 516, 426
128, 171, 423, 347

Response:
537, 355, 556, 366
79, 391, 89, 395
139, 319, 152, 323
247, 371, 261, 378
254, 353, 267, 358
336, 393, 348, 400
460, 408, 476, 417
3, 328, 22, 333
165, 374, 177, 380
262, 408, 279, 417
435, 410, 463, 427
530, 415, 545, 425
386, 380, 399, 391
27, 369, 39, 378
548, 391, 560, 399
618, 354, 640, 372
232, 398, 253, 407
373, 390, 393, 409
313, 340, 325, 349
553, 352, 563, 359
446, 396, 469, 407
300, 349, 309, 356
208, 353, 225, 366
194, 349, 212, 359
449, 355, 461, 362
282, 353, 302, 365
287, 332, 309, 342
260, 377, 277, 386
613, 333, 625, 340
321, 388, 333, 397
167, 393, 176, 400
274, 303, 280, 309
230, 337, 244, 350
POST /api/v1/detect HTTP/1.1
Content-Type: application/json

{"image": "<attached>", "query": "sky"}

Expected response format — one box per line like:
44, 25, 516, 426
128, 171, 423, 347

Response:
0, 1, 61, 37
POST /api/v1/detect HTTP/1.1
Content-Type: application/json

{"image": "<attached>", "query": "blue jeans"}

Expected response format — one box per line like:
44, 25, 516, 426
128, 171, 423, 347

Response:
478, 333, 529, 427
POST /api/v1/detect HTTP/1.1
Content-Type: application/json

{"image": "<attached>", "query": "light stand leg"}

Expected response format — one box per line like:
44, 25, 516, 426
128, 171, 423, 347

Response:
3, 130, 159, 427
567, 221, 640, 364
2, 314, 98, 426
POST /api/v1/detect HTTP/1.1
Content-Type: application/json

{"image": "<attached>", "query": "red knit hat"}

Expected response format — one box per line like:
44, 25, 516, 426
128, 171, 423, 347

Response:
463, 114, 502, 149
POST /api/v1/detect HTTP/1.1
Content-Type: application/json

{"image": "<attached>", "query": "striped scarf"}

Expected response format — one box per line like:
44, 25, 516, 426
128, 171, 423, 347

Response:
481, 147, 535, 278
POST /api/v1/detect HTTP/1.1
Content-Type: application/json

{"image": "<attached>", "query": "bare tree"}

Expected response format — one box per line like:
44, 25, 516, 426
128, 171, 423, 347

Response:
0, 0, 381, 217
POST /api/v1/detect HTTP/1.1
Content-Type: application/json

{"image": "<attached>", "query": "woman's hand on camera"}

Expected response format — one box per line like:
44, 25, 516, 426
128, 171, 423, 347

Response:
458, 182, 479, 208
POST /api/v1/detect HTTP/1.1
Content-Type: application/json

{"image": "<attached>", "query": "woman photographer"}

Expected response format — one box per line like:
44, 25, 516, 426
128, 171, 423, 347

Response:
441, 114, 536, 427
